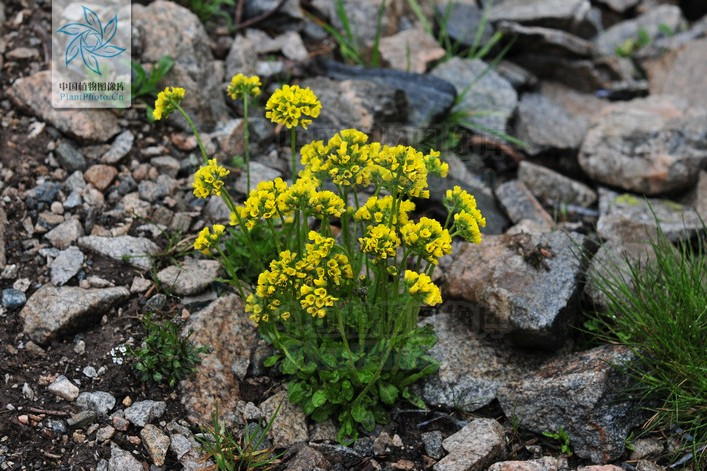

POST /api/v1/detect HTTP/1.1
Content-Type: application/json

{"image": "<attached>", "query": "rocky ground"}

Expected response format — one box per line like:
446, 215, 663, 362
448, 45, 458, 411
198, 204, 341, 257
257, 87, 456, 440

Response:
1, 0, 706, 469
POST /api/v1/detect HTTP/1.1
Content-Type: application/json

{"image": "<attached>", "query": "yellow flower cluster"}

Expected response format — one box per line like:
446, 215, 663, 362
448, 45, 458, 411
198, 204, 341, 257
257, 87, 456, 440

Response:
245, 231, 353, 324
153, 86, 185, 120
193, 158, 230, 198
423, 150, 449, 178
194, 224, 225, 255
310, 190, 345, 218
360, 224, 401, 261
265, 84, 322, 129
443, 186, 486, 244
372, 145, 431, 198
400, 217, 452, 265
404, 270, 442, 306
227, 73, 262, 100
355, 195, 415, 226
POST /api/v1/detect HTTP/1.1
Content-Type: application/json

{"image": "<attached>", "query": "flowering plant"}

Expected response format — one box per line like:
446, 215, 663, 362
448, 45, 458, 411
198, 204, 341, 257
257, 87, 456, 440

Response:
156, 80, 485, 444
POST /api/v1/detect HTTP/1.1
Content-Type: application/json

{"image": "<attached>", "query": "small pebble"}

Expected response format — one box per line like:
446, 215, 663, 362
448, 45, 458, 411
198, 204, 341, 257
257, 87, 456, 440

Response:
2, 289, 26, 309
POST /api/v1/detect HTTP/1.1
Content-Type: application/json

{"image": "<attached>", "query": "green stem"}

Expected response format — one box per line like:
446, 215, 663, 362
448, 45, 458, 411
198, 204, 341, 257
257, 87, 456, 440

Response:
176, 105, 209, 164
291, 128, 297, 184
243, 95, 251, 194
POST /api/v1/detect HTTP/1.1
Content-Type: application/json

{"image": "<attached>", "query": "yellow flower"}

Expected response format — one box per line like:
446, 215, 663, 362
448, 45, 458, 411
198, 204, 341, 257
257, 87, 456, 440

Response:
400, 217, 452, 265
324, 129, 377, 187
238, 178, 289, 229
265, 84, 322, 129
193, 158, 230, 199
299, 285, 337, 318
372, 145, 430, 198
423, 150, 449, 178
279, 176, 317, 213
453, 210, 483, 244
355, 195, 415, 227
360, 224, 401, 261
227, 73, 262, 100
194, 224, 225, 255
153, 86, 185, 120
310, 190, 345, 219
404, 270, 442, 306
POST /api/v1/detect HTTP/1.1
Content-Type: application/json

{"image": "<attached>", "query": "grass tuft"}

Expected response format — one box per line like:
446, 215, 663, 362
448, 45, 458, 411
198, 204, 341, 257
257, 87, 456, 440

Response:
589, 220, 707, 467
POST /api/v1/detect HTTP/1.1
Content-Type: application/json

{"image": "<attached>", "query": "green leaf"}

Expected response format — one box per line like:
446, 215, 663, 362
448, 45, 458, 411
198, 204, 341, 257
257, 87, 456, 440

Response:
378, 383, 399, 405
351, 403, 375, 430
263, 355, 280, 367
312, 389, 327, 408
280, 357, 298, 375
288, 380, 309, 404
402, 388, 426, 409
356, 370, 375, 384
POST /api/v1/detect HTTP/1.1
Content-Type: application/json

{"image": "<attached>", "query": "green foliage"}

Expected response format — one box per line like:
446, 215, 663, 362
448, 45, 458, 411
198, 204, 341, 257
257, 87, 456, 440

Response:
309, 0, 387, 66
197, 405, 283, 471
221, 222, 281, 285
408, 0, 503, 61
175, 0, 235, 26
131, 56, 175, 122
589, 221, 707, 466
128, 313, 208, 387
542, 427, 572, 456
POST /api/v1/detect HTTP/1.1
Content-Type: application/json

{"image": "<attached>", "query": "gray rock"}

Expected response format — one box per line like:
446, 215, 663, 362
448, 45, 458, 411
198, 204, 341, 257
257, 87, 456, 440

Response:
421, 311, 548, 412
140, 424, 170, 467
225, 34, 258, 78
108, 442, 143, 471
45, 219, 84, 250
488, 456, 568, 471
51, 246, 84, 286
579, 95, 707, 195
78, 235, 160, 270
378, 26, 445, 73
156, 259, 221, 296
495, 180, 554, 229
518, 161, 597, 207
101, 130, 134, 164
150, 156, 180, 178
76, 391, 116, 415
67, 410, 97, 427
180, 295, 257, 426
445, 231, 586, 348
55, 141, 87, 172
241, 28, 308, 62
64, 170, 87, 193
64, 192, 83, 209
245, 0, 303, 20
434, 419, 505, 471
431, 57, 517, 135
309, 443, 361, 468
495, 60, 538, 90
300, 77, 404, 138
321, 59, 457, 127
2, 288, 26, 309
435, 2, 494, 48
138, 174, 177, 203
594, 0, 639, 13
8, 71, 122, 142
124, 400, 166, 427
133, 1, 227, 131
497, 344, 642, 463
20, 285, 130, 345
629, 438, 664, 461
422, 431, 444, 460
584, 239, 656, 310
497, 21, 595, 58
96, 425, 115, 442
514, 91, 592, 155
235, 161, 282, 195
0, 207, 5, 268
596, 188, 704, 243
595, 5, 685, 56
259, 390, 308, 448
284, 444, 331, 471
643, 37, 707, 111
47, 375, 80, 401
488, 0, 596, 37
